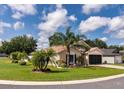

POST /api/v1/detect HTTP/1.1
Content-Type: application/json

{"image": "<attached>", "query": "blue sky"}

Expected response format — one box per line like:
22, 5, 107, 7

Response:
0, 4, 124, 48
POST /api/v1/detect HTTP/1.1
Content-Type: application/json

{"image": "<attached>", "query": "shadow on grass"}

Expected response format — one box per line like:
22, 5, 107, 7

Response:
50, 70, 69, 73
74, 66, 98, 70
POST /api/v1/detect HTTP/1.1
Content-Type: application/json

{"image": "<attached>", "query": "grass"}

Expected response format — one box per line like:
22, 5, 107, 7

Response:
0, 57, 124, 81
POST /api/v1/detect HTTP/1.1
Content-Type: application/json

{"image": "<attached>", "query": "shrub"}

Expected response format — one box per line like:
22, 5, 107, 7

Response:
10, 52, 20, 63
18, 60, 26, 65
10, 52, 19, 60
17, 52, 28, 60
56, 60, 66, 67
10, 51, 28, 65
77, 56, 85, 65
12, 60, 18, 63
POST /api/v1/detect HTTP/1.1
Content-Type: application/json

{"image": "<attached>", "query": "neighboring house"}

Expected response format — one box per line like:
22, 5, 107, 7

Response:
119, 50, 124, 56
49, 46, 122, 65
119, 50, 124, 63
0, 53, 7, 57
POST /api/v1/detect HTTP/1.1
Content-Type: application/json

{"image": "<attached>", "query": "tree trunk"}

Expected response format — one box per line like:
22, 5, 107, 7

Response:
83, 53, 88, 67
66, 45, 70, 67
44, 57, 49, 70
81, 53, 88, 67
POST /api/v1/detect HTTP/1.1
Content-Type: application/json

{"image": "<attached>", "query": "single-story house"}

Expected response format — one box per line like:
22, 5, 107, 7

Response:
0, 53, 8, 57
50, 45, 122, 65
119, 50, 124, 56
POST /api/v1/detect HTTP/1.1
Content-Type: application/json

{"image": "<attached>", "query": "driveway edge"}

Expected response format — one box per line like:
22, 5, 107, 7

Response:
0, 74, 124, 85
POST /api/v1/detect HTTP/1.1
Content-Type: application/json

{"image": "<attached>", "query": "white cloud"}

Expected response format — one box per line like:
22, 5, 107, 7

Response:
105, 16, 124, 39
12, 12, 24, 19
13, 21, 24, 30
119, 42, 124, 46
82, 4, 107, 15
79, 16, 110, 34
114, 30, 124, 39
37, 5, 68, 49
0, 38, 3, 46
26, 34, 32, 38
8, 4, 37, 19
69, 15, 77, 21
78, 15, 124, 41
0, 21, 11, 33
107, 16, 124, 32
99, 37, 108, 42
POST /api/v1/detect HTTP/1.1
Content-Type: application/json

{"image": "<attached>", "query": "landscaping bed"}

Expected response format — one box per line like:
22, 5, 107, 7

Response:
0, 57, 124, 81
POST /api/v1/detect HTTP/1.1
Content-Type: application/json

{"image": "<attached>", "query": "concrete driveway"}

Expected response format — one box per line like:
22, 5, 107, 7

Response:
92, 64, 124, 69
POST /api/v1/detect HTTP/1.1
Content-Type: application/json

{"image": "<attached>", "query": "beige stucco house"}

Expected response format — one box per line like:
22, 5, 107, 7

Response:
50, 45, 122, 65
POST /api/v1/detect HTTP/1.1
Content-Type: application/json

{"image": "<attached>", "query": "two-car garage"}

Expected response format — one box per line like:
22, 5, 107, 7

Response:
89, 55, 102, 64
86, 48, 122, 64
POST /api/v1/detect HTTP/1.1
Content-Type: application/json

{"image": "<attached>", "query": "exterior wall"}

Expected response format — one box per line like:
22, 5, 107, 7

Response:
57, 49, 81, 63
70, 48, 81, 58
58, 51, 67, 62
86, 50, 103, 65
87, 51, 102, 55
115, 56, 122, 64
52, 55, 60, 61
102, 56, 115, 64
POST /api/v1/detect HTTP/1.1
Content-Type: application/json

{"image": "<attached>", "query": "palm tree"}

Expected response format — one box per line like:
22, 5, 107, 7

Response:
32, 50, 46, 71
49, 27, 91, 67
44, 48, 56, 70
31, 49, 56, 71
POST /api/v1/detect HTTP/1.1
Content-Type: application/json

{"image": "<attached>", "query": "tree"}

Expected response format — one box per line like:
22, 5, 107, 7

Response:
1, 35, 37, 54
0, 46, 4, 53
85, 39, 96, 47
31, 50, 46, 71
85, 39, 107, 48
31, 49, 55, 71
108, 45, 124, 51
44, 49, 56, 70
94, 38, 107, 48
0, 41, 13, 54
49, 27, 90, 67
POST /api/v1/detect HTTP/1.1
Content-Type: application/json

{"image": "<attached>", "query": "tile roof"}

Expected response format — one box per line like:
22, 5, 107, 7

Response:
101, 49, 119, 56
49, 45, 67, 53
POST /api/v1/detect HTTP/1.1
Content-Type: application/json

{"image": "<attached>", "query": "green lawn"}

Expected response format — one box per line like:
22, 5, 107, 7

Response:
0, 57, 124, 81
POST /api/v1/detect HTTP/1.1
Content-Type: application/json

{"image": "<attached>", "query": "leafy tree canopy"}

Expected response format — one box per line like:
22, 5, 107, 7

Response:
0, 35, 37, 54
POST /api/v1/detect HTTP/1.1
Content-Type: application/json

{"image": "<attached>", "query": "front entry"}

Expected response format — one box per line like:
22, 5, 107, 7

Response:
89, 55, 102, 64
66, 54, 76, 65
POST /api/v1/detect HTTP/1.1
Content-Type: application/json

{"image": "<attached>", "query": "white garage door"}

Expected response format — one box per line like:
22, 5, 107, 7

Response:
102, 56, 115, 64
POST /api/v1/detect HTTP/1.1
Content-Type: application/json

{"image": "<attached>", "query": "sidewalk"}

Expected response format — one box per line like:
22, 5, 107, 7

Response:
0, 73, 124, 85
93, 64, 124, 69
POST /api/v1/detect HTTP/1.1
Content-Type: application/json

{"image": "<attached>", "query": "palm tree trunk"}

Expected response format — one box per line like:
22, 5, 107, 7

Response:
83, 52, 88, 67
66, 45, 70, 67
44, 58, 49, 70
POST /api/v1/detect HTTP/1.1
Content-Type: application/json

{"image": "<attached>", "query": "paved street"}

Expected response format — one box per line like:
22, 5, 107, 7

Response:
0, 76, 124, 89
